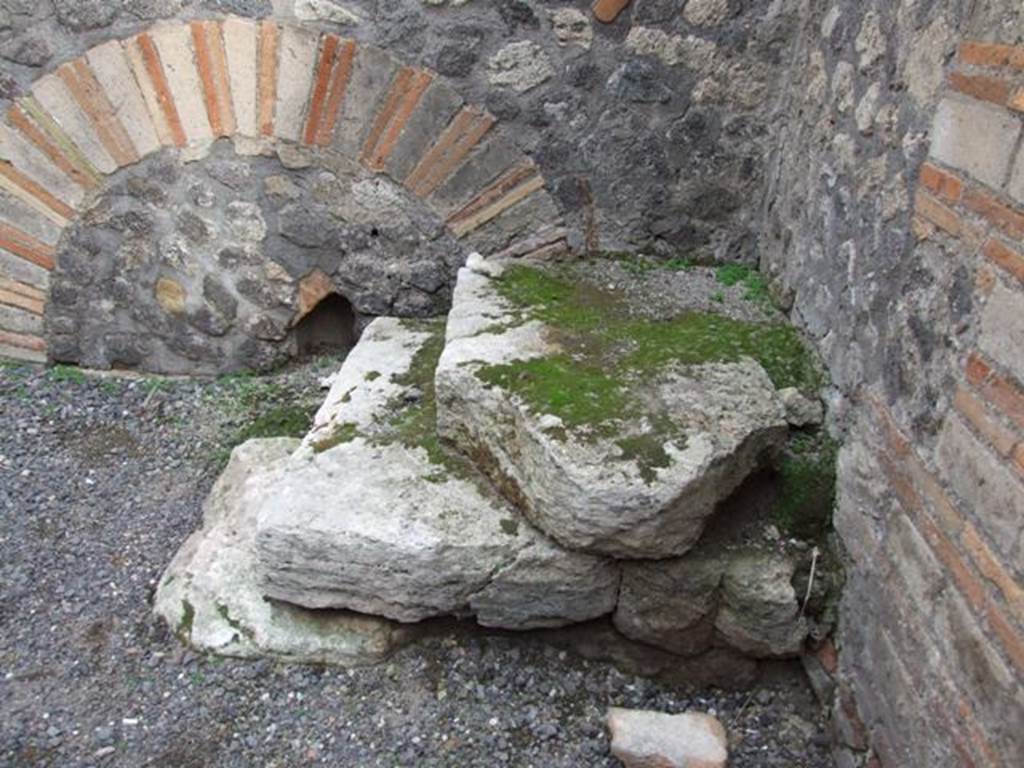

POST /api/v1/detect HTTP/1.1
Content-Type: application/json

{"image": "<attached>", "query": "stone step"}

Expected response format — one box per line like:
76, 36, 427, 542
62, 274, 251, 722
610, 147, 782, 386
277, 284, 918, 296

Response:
255, 316, 620, 629
435, 255, 797, 559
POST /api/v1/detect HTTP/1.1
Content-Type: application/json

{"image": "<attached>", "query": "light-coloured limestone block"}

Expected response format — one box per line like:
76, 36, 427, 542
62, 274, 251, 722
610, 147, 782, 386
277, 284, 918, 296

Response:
930, 95, 1020, 191
0, 188, 64, 246
0, 338, 45, 363
0, 304, 43, 335
31, 73, 116, 175
122, 37, 175, 147
937, 415, 1023, 569
978, 281, 1024, 383
223, 17, 259, 137
274, 25, 319, 143
86, 40, 161, 158
154, 437, 411, 665
0, 248, 50, 290
435, 262, 790, 559
257, 318, 618, 627
151, 24, 213, 145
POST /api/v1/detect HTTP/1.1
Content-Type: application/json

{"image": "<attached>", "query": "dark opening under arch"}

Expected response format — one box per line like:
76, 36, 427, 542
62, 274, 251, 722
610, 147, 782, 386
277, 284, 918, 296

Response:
293, 294, 357, 358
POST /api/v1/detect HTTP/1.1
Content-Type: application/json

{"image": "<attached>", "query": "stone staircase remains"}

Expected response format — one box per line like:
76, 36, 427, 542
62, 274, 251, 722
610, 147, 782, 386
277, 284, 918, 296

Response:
156, 254, 827, 674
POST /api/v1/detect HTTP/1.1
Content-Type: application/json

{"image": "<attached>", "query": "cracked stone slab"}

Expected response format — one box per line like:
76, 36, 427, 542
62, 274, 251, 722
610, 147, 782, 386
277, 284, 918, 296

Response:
435, 258, 791, 559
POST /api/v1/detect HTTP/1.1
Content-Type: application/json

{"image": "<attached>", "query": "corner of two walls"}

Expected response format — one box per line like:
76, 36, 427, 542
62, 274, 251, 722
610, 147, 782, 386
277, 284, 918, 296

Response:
762, 2, 1024, 766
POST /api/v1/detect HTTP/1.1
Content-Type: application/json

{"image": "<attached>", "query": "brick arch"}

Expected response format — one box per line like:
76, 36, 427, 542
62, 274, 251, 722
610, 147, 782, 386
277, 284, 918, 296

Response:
0, 16, 566, 363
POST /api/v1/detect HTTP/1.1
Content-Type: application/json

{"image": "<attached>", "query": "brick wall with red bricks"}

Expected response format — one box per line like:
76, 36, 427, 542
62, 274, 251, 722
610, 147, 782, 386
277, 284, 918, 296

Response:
832, 41, 1024, 767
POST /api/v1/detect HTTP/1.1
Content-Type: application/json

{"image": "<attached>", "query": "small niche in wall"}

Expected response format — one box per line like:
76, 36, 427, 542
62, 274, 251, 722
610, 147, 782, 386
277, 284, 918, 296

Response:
292, 294, 357, 358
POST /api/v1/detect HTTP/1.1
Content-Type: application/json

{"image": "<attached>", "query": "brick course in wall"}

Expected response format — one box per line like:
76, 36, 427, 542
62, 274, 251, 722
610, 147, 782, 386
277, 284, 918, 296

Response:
0, 17, 565, 365
834, 41, 1024, 767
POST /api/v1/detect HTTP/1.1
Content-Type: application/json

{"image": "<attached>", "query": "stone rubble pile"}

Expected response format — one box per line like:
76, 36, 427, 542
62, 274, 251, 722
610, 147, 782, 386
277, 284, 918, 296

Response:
156, 254, 821, 672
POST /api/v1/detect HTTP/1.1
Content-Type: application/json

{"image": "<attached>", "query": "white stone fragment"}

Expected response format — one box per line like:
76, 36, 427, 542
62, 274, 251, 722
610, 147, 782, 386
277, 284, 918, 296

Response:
294, 0, 361, 25
607, 708, 728, 768
154, 438, 409, 665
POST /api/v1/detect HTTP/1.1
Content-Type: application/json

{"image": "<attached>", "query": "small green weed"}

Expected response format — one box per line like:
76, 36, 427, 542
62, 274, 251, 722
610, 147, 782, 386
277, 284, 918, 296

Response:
772, 433, 838, 540
715, 263, 770, 304
48, 364, 86, 384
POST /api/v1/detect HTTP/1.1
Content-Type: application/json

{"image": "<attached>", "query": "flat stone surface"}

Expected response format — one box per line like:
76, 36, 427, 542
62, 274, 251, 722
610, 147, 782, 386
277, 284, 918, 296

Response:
607, 708, 728, 768
0, 188, 64, 246
258, 317, 619, 627
331, 44, 400, 160
0, 120, 81, 224
978, 281, 1024, 383
385, 79, 464, 185
469, 536, 620, 630
436, 259, 792, 558
937, 414, 1023, 569
0, 248, 49, 290
154, 437, 409, 665
430, 134, 522, 214
0, 303, 43, 335
123, 36, 175, 147
460, 188, 562, 254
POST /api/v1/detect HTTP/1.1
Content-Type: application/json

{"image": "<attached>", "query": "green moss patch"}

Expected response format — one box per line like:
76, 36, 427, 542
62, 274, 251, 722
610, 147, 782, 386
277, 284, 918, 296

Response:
477, 355, 627, 428
716, 263, 770, 304
177, 599, 195, 640
382, 320, 452, 468
235, 405, 311, 443
772, 433, 837, 540
206, 376, 318, 469
476, 263, 820, 482
484, 263, 818, 408
310, 421, 361, 453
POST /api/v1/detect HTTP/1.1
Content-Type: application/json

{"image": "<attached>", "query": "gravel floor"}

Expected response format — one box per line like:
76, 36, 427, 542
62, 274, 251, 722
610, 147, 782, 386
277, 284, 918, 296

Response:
0, 360, 835, 768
